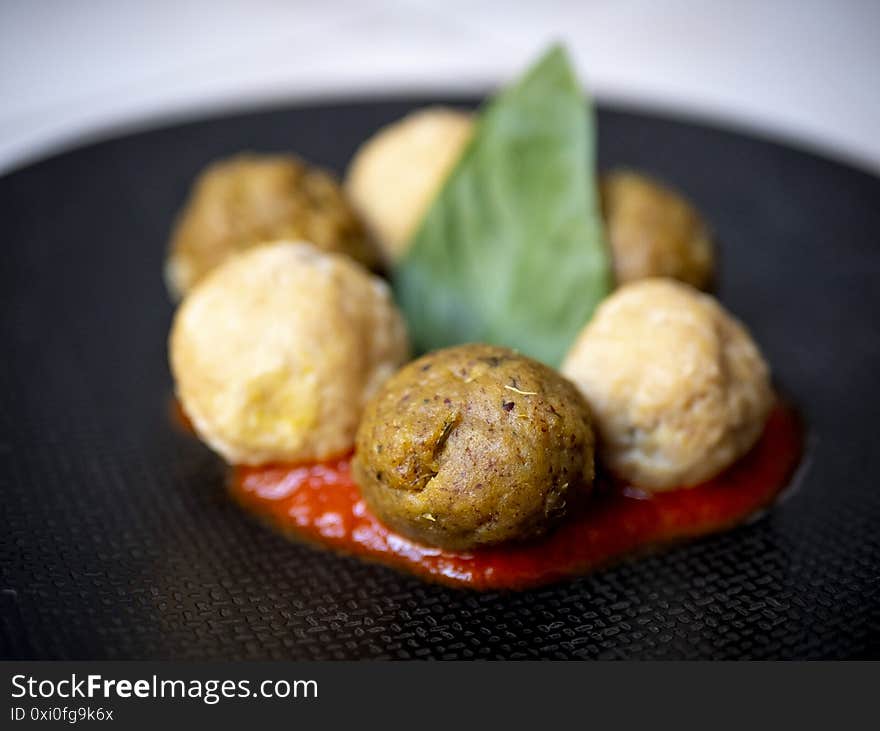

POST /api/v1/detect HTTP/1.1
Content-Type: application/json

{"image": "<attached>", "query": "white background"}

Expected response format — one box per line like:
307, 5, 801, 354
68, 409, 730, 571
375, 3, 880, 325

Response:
1, 0, 878, 175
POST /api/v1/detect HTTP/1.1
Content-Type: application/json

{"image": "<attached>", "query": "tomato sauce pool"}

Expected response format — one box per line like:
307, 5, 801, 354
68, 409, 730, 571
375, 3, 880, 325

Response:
228, 403, 802, 590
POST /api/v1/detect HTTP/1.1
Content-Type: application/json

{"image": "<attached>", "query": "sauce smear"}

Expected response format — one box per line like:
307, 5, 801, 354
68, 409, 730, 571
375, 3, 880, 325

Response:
231, 403, 802, 590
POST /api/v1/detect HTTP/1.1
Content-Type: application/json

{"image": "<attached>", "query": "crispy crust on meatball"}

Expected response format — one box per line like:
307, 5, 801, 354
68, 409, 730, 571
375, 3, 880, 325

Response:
600, 170, 714, 289
169, 241, 408, 465
345, 107, 474, 264
166, 153, 378, 299
562, 279, 772, 490
353, 344, 595, 551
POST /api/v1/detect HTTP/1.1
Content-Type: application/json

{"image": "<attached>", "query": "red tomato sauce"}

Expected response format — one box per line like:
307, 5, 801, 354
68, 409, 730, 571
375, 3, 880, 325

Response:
229, 403, 802, 590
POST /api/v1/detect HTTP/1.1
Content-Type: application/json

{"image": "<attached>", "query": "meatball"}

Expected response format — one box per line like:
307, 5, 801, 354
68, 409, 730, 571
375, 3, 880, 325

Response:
600, 170, 714, 289
561, 279, 772, 490
345, 107, 474, 264
169, 241, 409, 465
165, 153, 378, 299
353, 344, 594, 551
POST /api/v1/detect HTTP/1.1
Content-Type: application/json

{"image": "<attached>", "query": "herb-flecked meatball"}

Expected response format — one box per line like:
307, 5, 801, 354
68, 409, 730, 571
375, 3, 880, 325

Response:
600, 170, 714, 289
165, 153, 379, 299
353, 344, 595, 551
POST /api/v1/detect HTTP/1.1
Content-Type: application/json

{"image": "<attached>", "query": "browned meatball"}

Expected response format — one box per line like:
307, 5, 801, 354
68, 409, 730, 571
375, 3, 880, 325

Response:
600, 170, 714, 290
165, 153, 379, 298
353, 344, 595, 551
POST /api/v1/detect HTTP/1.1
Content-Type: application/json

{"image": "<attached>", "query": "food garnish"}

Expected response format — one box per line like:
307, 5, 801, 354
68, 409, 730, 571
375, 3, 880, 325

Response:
393, 45, 611, 366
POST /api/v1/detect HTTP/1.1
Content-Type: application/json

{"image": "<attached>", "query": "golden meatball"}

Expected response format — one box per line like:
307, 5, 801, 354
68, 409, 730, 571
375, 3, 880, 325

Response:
562, 279, 772, 490
600, 170, 714, 289
354, 344, 594, 551
165, 153, 378, 299
169, 241, 409, 465
345, 107, 474, 264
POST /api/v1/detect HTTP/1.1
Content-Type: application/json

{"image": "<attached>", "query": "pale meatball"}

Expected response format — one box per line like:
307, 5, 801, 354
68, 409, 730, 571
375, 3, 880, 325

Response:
166, 153, 378, 299
561, 279, 772, 490
601, 170, 714, 289
169, 241, 409, 465
345, 107, 474, 263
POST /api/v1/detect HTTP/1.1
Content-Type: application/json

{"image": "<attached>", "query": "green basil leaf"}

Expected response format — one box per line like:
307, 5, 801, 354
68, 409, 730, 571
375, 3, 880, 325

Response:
392, 44, 611, 367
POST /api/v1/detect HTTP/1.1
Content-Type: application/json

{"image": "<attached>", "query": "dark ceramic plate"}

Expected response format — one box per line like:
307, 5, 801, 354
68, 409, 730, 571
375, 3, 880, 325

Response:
2, 97, 878, 660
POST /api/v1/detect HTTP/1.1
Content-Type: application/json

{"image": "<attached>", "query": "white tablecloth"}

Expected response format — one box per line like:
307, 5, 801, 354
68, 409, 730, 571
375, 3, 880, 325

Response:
1, 0, 878, 174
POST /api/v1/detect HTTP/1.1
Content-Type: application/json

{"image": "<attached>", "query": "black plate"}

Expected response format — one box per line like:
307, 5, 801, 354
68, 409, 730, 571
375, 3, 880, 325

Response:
2, 97, 878, 660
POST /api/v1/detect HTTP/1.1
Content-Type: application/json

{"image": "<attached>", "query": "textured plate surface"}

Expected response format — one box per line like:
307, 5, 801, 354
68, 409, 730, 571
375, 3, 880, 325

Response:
1, 98, 878, 660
